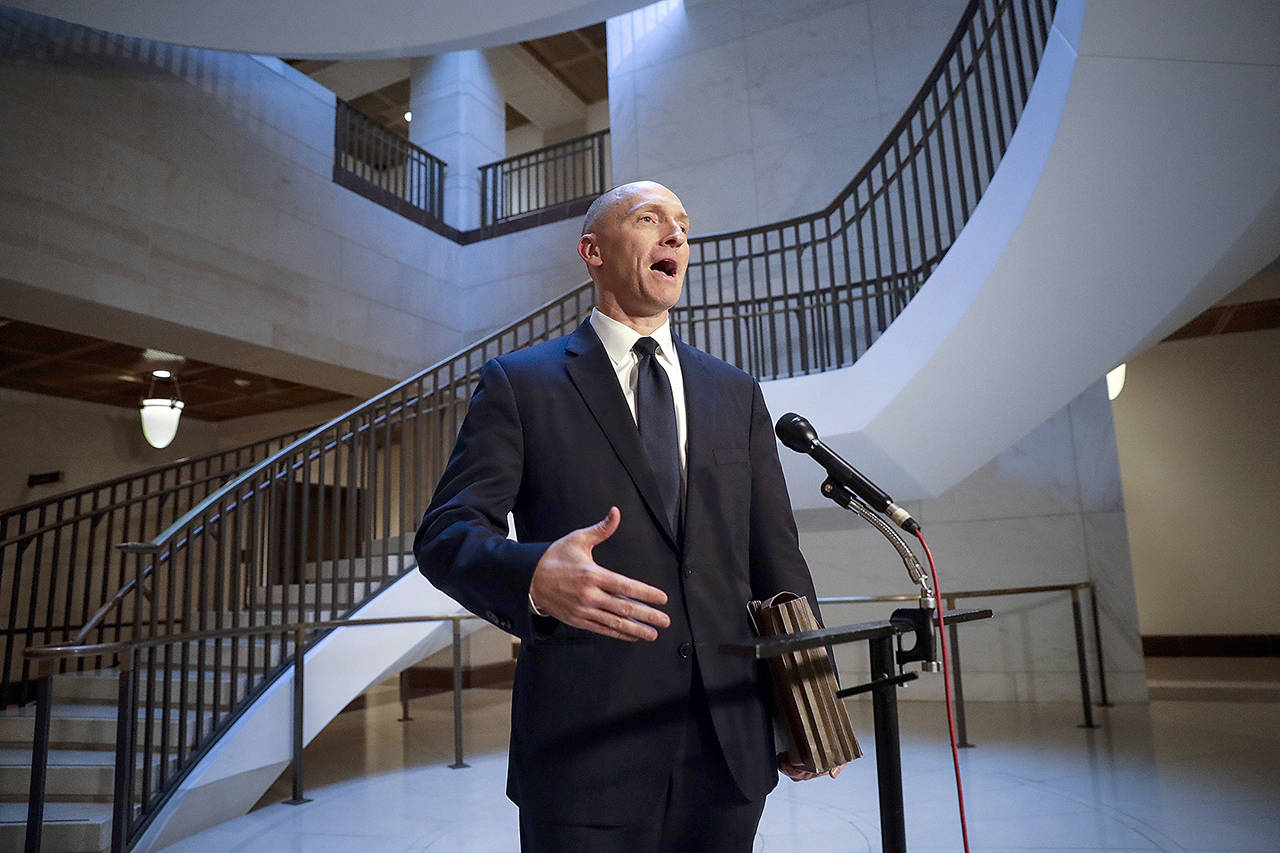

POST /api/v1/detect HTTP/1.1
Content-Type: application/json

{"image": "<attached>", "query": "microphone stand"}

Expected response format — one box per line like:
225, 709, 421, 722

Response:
726, 476, 994, 850
819, 477, 941, 673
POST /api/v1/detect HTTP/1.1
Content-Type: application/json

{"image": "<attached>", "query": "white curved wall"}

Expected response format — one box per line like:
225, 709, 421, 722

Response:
764, 0, 1280, 507
6, 0, 650, 59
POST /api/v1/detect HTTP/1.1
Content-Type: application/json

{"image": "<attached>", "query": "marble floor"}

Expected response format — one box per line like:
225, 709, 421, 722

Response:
160, 668, 1280, 852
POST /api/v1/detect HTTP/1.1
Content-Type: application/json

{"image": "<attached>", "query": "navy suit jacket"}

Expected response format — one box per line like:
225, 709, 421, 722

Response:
414, 319, 819, 823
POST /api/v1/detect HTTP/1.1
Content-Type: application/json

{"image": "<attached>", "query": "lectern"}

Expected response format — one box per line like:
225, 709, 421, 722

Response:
725, 469, 994, 851
724, 607, 991, 852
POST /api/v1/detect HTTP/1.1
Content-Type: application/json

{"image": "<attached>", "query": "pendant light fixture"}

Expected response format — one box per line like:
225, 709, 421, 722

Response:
1106, 363, 1126, 401
140, 369, 185, 448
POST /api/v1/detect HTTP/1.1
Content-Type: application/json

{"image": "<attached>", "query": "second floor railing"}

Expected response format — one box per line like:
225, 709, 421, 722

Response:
479, 129, 611, 229
333, 99, 447, 228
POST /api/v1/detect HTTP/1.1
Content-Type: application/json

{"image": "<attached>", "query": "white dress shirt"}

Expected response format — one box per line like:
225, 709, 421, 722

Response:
589, 307, 688, 475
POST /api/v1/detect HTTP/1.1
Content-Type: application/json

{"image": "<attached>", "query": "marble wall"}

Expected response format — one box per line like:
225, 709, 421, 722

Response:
0, 387, 221, 509
0, 13, 583, 405
1113, 323, 1280, 637
606, 0, 968, 234
798, 379, 1148, 703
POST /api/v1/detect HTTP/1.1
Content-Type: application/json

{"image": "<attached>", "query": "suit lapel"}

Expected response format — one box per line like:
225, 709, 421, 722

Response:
676, 337, 719, 547
564, 321, 680, 551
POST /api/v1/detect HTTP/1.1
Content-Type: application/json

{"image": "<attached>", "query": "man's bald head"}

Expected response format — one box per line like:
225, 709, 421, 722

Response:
582, 181, 673, 236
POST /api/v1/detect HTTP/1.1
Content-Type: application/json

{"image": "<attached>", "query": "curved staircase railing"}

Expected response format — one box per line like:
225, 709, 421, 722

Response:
676, 0, 1056, 379
56, 280, 596, 848
15, 1, 1057, 848
0, 425, 319, 706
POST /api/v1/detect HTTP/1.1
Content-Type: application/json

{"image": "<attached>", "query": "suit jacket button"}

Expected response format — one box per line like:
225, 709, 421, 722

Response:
682, 566, 693, 578
678, 642, 692, 660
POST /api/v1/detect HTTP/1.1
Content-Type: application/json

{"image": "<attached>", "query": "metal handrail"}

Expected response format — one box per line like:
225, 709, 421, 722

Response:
479, 129, 611, 228
0, 424, 317, 705
820, 579, 1110, 742
21, 611, 479, 853
37, 278, 595, 849
333, 99, 447, 226
677, 0, 1056, 378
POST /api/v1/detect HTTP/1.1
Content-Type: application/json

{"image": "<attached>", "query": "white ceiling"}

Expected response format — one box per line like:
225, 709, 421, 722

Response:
7, 0, 647, 59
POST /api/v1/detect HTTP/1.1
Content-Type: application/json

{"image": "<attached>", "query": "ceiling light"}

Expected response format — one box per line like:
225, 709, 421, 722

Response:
140, 373, 184, 448
404, 110, 412, 122
1106, 363, 1126, 401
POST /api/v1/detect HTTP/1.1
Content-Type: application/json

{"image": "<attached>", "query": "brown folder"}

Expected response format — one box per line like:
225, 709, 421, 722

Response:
748, 591, 862, 773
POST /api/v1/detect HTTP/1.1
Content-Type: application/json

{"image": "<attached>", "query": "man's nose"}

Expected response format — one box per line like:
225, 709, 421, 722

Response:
662, 224, 686, 247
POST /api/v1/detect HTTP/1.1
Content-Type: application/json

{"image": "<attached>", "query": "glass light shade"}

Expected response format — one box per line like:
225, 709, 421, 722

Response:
1106, 363, 1126, 401
140, 398, 184, 448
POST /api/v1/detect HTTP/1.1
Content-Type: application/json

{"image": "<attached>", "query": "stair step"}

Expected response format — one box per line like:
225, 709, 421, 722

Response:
0, 747, 179, 800
0, 800, 112, 853
0, 704, 214, 751
252, 580, 373, 605
196, 607, 389, 627
53, 667, 250, 707
296, 552, 413, 581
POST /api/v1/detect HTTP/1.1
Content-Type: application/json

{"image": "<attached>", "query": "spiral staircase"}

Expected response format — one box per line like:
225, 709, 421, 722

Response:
3, 0, 1280, 850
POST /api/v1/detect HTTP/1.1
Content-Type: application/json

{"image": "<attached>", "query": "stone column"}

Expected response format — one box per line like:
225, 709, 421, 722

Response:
409, 50, 505, 231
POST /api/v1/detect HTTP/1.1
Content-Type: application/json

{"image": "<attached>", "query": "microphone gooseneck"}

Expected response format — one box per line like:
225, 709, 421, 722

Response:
775, 412, 920, 535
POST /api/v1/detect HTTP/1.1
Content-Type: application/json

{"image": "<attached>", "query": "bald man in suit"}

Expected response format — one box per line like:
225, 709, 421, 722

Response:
415, 181, 841, 852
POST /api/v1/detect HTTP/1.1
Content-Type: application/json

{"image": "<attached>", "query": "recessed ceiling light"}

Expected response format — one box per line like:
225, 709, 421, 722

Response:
404, 110, 412, 122
152, 369, 172, 379
233, 378, 252, 388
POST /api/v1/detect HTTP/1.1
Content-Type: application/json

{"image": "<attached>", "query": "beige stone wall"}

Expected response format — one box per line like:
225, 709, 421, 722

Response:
0, 12, 587, 405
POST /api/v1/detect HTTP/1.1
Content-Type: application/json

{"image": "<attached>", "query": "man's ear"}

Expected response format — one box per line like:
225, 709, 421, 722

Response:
577, 233, 603, 268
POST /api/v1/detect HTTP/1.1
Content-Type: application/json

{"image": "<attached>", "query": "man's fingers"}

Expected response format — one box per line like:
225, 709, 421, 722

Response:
574, 611, 658, 642
595, 566, 668, 607
578, 506, 621, 547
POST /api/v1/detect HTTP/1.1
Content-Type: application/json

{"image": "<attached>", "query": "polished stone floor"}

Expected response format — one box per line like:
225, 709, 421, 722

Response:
160, 665, 1280, 852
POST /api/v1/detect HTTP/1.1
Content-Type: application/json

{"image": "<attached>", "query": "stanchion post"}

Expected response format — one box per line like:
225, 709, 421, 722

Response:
449, 617, 469, 769
1070, 589, 1098, 728
397, 669, 413, 721
1087, 583, 1111, 706
869, 634, 907, 853
285, 625, 312, 804
111, 648, 137, 853
944, 596, 974, 748
23, 668, 52, 853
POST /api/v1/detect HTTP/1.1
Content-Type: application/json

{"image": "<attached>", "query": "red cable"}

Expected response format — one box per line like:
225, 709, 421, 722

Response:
915, 530, 970, 853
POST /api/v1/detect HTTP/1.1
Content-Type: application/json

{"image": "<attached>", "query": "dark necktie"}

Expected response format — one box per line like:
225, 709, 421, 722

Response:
632, 337, 681, 534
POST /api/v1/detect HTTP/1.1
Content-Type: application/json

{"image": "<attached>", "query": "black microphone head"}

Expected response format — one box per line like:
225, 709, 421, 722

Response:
775, 412, 819, 453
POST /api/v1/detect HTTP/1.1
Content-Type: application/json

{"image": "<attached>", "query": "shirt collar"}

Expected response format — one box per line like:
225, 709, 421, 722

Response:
590, 307, 677, 368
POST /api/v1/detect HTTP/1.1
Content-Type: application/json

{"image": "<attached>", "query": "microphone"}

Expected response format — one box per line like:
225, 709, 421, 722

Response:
775, 412, 920, 534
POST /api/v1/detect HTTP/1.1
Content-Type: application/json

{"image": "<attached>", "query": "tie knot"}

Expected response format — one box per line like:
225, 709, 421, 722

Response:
632, 337, 660, 359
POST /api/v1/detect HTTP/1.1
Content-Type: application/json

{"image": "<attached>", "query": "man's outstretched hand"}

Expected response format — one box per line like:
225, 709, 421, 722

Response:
779, 753, 846, 782
529, 507, 670, 641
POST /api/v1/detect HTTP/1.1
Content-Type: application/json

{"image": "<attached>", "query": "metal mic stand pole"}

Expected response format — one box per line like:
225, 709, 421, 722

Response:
818, 478, 937, 852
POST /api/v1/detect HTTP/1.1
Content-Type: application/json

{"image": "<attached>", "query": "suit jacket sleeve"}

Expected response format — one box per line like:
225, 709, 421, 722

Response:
414, 358, 548, 640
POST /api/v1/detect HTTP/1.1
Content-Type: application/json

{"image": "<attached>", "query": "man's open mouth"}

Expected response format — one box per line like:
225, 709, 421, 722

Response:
650, 259, 678, 278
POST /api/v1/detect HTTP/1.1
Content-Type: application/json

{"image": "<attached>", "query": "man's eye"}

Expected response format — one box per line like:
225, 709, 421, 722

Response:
640, 215, 654, 222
